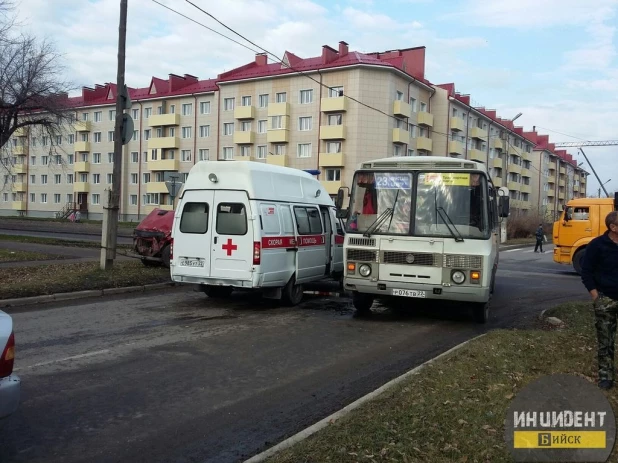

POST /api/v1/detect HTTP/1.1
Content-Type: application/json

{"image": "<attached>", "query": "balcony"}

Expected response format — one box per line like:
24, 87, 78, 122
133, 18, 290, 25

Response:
74, 161, 90, 172
470, 126, 487, 140
267, 129, 290, 143
322, 97, 348, 112
268, 102, 290, 117
549, 162, 557, 170
469, 149, 486, 163
548, 189, 556, 197
12, 200, 26, 210
492, 177, 503, 187
12, 164, 26, 175
521, 184, 532, 194
491, 138, 504, 150
559, 179, 566, 187
73, 121, 91, 132
148, 113, 180, 127
73, 182, 90, 193
450, 117, 464, 132
14, 127, 27, 137
448, 140, 464, 156
149, 158, 180, 171
148, 136, 180, 150
266, 154, 288, 167
507, 181, 521, 191
520, 201, 531, 210
509, 164, 522, 174
233, 131, 256, 145
521, 168, 531, 178
12, 182, 26, 192
522, 152, 531, 161
393, 100, 411, 117
417, 111, 434, 127
574, 185, 580, 192
234, 106, 256, 120
492, 157, 504, 169
13, 145, 25, 155
509, 146, 522, 157
416, 136, 433, 152
74, 141, 91, 152
236, 155, 257, 162
559, 191, 565, 200
392, 128, 410, 145
319, 152, 345, 167
321, 180, 343, 195
146, 182, 169, 194
320, 125, 346, 140
560, 167, 566, 174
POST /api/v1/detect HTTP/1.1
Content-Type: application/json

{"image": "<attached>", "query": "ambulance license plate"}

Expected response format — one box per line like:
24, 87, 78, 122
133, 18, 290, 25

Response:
392, 289, 426, 298
180, 258, 204, 268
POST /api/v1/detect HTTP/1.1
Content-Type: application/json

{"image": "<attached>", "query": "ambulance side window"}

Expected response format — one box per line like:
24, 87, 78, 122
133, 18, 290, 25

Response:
294, 207, 323, 235
179, 202, 209, 234
216, 203, 247, 235
280, 206, 294, 235
260, 204, 281, 235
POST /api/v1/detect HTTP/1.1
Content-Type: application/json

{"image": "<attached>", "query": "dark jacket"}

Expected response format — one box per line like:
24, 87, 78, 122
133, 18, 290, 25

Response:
535, 227, 544, 240
581, 232, 618, 300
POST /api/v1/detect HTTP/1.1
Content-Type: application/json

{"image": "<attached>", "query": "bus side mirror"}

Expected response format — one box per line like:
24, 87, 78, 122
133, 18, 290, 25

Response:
498, 196, 510, 217
335, 187, 348, 210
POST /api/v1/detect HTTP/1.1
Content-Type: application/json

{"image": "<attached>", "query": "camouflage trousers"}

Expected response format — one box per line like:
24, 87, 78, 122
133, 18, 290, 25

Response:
594, 294, 618, 381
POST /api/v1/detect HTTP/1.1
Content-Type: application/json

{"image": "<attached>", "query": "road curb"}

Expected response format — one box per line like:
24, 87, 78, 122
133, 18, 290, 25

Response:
243, 333, 487, 463
0, 282, 182, 308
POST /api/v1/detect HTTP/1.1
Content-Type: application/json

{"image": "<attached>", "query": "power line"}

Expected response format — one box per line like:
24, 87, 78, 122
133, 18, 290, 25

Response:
533, 125, 588, 141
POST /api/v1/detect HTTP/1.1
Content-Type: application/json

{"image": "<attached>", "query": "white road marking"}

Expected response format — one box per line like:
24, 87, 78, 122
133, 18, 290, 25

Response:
13, 349, 111, 372
502, 248, 522, 253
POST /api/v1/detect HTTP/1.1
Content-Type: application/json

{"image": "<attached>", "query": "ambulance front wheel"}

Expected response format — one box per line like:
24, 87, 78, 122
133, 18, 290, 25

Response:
282, 277, 303, 306
352, 292, 374, 316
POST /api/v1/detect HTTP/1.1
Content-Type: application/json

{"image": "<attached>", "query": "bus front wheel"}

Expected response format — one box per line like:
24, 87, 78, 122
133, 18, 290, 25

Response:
352, 292, 374, 316
472, 299, 490, 324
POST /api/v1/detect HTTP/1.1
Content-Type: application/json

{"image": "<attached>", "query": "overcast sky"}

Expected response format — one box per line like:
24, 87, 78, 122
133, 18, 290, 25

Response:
12, 0, 618, 196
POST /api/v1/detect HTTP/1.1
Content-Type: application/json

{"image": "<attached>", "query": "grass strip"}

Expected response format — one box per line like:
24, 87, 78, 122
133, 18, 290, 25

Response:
0, 249, 65, 263
1, 215, 137, 227
0, 260, 171, 300
267, 302, 613, 463
0, 234, 132, 250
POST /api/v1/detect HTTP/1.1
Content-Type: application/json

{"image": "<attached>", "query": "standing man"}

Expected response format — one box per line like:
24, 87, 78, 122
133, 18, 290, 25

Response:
534, 223, 544, 253
581, 211, 618, 389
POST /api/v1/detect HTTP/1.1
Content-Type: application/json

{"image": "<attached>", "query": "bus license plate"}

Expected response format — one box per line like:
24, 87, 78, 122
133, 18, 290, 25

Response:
392, 289, 426, 298
180, 258, 205, 268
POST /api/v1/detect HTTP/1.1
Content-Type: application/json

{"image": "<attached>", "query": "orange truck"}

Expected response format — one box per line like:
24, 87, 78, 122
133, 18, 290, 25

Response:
553, 193, 618, 274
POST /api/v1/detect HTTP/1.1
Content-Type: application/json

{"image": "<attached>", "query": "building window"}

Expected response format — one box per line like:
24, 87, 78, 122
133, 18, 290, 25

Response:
93, 174, 100, 184
80, 173, 88, 182
223, 98, 235, 111
329, 86, 343, 97
182, 103, 193, 115
256, 145, 267, 159
93, 153, 101, 164
222, 147, 234, 160
199, 125, 210, 137
258, 94, 269, 108
325, 168, 341, 181
297, 143, 311, 158
94, 111, 102, 122
132, 130, 138, 141
108, 131, 115, 142
198, 149, 209, 161
41, 156, 49, 165
240, 146, 251, 157
276, 92, 286, 103
182, 127, 192, 139
240, 121, 251, 132
41, 174, 47, 184
143, 173, 150, 184
299, 117, 312, 131
300, 89, 313, 104
223, 123, 234, 135
241, 95, 252, 106
109, 110, 116, 121
67, 174, 74, 184
396, 91, 404, 101
132, 108, 139, 120
145, 107, 152, 118
54, 174, 61, 184
257, 120, 267, 133
131, 152, 139, 163
409, 97, 417, 112
274, 144, 286, 155
130, 173, 138, 184
107, 173, 113, 184
326, 142, 341, 153
54, 194, 61, 204
181, 149, 192, 162
200, 101, 211, 114
394, 144, 402, 156
270, 116, 282, 130
92, 194, 100, 205
327, 114, 343, 126
41, 193, 47, 203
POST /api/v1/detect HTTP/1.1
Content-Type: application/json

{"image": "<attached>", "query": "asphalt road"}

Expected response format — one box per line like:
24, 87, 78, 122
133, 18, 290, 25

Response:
0, 245, 589, 463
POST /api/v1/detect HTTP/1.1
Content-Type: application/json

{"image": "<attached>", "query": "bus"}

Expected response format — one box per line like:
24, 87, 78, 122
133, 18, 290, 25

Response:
335, 156, 509, 323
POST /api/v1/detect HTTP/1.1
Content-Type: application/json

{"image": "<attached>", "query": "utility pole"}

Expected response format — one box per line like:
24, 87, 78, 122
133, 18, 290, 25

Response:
579, 148, 609, 198
101, 0, 128, 270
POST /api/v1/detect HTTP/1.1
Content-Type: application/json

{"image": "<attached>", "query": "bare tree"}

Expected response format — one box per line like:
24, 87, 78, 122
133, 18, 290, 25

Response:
0, 0, 75, 176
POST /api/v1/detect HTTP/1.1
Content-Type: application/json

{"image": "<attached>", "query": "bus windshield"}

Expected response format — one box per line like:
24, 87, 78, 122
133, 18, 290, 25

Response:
345, 171, 490, 239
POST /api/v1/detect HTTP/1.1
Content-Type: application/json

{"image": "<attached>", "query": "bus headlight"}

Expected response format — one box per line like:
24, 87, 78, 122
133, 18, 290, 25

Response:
451, 270, 466, 284
359, 264, 372, 277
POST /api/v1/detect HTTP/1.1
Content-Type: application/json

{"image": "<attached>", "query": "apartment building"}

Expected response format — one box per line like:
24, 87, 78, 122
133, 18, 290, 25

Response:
431, 84, 537, 213
0, 40, 588, 222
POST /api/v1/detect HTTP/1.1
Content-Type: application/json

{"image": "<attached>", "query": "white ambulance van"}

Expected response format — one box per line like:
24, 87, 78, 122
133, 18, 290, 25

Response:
170, 160, 345, 305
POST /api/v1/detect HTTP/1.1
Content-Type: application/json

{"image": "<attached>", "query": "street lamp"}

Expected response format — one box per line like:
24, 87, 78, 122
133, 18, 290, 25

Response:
511, 112, 522, 122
